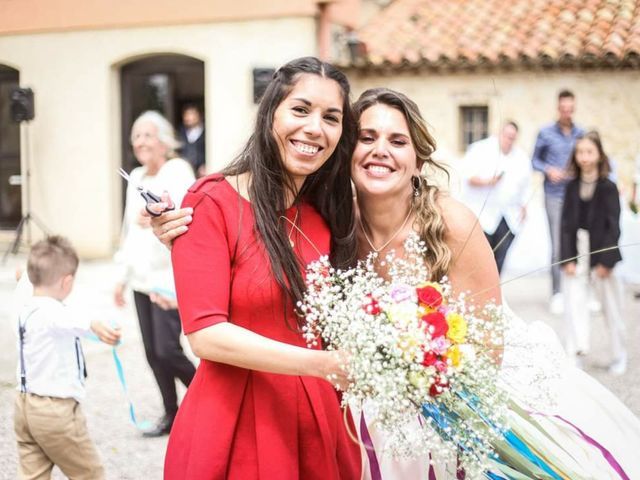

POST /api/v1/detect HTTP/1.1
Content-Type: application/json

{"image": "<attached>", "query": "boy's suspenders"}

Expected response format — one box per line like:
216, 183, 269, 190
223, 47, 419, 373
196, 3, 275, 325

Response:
18, 308, 39, 393
75, 337, 88, 383
18, 307, 87, 394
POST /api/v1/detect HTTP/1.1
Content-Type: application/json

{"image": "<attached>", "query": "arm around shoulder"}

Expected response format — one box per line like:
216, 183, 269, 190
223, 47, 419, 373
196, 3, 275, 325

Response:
172, 187, 347, 387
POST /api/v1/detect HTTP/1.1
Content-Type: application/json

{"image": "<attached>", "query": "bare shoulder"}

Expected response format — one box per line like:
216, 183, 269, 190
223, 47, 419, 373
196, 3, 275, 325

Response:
435, 194, 479, 246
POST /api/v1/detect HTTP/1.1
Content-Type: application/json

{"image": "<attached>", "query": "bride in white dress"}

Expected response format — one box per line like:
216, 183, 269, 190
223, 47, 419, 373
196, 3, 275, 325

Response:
349, 88, 639, 480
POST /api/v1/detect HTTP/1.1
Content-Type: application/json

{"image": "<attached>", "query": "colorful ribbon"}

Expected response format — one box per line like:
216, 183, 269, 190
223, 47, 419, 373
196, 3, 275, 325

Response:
86, 333, 151, 430
531, 412, 630, 480
359, 413, 382, 480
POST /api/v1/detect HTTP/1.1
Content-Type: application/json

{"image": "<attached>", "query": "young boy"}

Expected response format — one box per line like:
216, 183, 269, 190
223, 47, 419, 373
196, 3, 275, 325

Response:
14, 236, 121, 480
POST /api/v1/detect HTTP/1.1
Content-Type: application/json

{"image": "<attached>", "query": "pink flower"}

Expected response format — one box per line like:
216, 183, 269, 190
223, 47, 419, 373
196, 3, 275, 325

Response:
390, 284, 413, 303
431, 336, 451, 355
434, 360, 448, 373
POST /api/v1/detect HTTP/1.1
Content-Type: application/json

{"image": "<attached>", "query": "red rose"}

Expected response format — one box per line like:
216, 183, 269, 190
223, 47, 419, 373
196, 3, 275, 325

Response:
434, 360, 448, 373
429, 375, 449, 397
362, 294, 381, 315
421, 350, 437, 366
416, 286, 443, 309
421, 311, 449, 338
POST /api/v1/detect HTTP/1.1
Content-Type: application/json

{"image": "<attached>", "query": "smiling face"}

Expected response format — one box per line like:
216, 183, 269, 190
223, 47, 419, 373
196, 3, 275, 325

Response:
272, 73, 344, 190
351, 103, 420, 200
498, 124, 518, 155
131, 120, 168, 171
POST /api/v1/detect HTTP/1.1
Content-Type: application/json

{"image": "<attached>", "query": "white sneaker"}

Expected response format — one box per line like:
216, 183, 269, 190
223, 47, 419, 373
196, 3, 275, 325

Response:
609, 353, 627, 376
550, 293, 564, 315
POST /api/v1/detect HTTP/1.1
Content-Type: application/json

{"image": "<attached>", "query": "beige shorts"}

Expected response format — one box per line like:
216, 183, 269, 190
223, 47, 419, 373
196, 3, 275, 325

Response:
14, 393, 105, 480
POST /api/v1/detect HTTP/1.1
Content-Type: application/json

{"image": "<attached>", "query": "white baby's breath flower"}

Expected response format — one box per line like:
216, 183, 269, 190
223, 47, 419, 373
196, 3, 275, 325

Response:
300, 234, 511, 473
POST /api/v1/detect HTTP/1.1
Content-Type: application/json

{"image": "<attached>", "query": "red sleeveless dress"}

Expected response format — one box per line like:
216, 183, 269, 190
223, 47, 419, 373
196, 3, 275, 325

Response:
165, 175, 361, 480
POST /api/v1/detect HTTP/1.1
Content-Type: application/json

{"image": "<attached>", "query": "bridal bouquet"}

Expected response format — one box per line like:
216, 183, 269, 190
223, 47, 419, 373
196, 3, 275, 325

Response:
300, 235, 509, 475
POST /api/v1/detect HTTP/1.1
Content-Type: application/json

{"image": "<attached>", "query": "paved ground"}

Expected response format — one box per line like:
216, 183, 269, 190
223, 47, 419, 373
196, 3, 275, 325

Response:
0, 255, 638, 479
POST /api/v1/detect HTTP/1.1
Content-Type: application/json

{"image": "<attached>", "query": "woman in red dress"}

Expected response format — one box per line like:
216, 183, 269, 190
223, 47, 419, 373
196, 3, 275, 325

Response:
165, 57, 362, 479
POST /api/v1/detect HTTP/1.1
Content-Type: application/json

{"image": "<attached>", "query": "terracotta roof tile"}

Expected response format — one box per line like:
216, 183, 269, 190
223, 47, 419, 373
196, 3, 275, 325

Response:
349, 0, 640, 70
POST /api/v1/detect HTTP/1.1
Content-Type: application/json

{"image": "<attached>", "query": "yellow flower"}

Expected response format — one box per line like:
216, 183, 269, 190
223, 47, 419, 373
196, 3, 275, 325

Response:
408, 370, 429, 391
417, 281, 443, 293
446, 313, 467, 343
447, 345, 462, 367
397, 332, 421, 362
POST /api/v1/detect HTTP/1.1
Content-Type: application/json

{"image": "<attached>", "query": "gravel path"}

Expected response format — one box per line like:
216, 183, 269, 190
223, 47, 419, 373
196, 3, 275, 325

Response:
1, 258, 638, 479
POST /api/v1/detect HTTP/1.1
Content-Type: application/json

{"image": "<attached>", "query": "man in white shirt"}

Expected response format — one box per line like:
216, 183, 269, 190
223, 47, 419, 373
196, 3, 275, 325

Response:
459, 121, 532, 273
15, 236, 120, 480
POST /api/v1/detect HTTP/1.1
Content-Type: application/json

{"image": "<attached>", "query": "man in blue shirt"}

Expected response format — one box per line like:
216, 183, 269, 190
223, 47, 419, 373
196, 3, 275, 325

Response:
532, 90, 584, 314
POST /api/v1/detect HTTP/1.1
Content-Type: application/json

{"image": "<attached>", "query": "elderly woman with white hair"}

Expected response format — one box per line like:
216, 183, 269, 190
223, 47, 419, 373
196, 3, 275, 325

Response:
114, 110, 196, 437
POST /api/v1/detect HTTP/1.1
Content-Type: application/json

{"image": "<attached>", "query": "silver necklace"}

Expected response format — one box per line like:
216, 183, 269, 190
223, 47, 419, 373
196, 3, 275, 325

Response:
360, 205, 414, 253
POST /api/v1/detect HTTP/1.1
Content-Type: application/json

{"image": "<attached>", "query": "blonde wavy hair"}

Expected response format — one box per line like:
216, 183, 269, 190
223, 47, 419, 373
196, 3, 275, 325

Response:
353, 88, 452, 280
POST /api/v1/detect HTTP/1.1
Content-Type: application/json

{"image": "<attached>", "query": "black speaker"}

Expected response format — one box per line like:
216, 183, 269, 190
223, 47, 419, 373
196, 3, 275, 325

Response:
252, 68, 275, 103
10, 87, 35, 122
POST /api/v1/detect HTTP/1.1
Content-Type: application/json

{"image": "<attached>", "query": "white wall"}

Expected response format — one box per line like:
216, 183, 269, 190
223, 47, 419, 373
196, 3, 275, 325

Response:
0, 17, 316, 256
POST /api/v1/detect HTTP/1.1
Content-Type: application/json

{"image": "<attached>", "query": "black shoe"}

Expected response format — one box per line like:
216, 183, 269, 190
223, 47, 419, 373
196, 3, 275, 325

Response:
142, 414, 174, 438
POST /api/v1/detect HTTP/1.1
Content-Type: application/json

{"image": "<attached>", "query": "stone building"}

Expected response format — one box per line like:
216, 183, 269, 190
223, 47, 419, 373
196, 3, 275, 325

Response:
341, 0, 640, 189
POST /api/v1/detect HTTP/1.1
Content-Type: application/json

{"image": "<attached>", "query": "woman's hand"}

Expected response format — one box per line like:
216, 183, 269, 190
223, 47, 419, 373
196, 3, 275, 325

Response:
595, 264, 611, 279
150, 292, 178, 310
141, 192, 192, 250
563, 262, 577, 276
114, 283, 126, 307
320, 350, 351, 391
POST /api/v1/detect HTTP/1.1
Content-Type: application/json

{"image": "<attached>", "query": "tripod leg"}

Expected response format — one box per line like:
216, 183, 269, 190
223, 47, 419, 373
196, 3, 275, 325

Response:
28, 213, 50, 235
2, 215, 27, 264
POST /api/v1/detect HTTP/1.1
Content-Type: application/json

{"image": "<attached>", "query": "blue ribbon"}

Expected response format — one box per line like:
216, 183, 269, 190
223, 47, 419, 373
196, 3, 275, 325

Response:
500, 430, 562, 480
86, 333, 152, 430
484, 472, 509, 480
421, 391, 562, 480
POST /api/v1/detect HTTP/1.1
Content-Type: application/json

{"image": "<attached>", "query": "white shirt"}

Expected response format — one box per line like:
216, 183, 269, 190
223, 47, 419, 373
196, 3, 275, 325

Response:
458, 136, 532, 234
16, 296, 90, 402
185, 125, 204, 144
115, 157, 195, 293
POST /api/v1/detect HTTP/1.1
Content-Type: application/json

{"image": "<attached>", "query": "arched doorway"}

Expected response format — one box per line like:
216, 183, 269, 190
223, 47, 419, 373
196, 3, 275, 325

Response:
0, 65, 21, 229
120, 54, 205, 178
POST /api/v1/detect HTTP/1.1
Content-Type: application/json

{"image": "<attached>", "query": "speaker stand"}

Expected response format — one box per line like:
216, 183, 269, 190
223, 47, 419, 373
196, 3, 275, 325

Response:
2, 212, 50, 264
1, 120, 50, 264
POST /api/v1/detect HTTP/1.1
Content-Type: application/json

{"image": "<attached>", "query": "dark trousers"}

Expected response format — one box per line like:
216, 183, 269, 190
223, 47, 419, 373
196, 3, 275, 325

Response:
484, 217, 515, 274
133, 291, 196, 417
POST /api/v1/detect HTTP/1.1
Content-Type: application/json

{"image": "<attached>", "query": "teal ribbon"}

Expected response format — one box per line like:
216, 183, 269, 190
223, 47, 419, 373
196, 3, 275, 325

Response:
420, 390, 562, 480
86, 333, 152, 430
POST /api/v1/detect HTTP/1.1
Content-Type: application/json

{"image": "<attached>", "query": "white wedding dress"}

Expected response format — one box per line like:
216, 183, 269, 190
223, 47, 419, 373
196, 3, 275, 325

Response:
356, 305, 640, 480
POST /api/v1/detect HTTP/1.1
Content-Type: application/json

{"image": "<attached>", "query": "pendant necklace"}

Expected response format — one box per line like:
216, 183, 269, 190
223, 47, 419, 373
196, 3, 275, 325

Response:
360, 205, 413, 253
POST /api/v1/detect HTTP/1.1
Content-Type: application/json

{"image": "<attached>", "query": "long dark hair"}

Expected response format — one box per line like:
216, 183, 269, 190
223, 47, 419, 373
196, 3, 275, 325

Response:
352, 88, 451, 280
222, 56, 357, 314
567, 130, 611, 179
